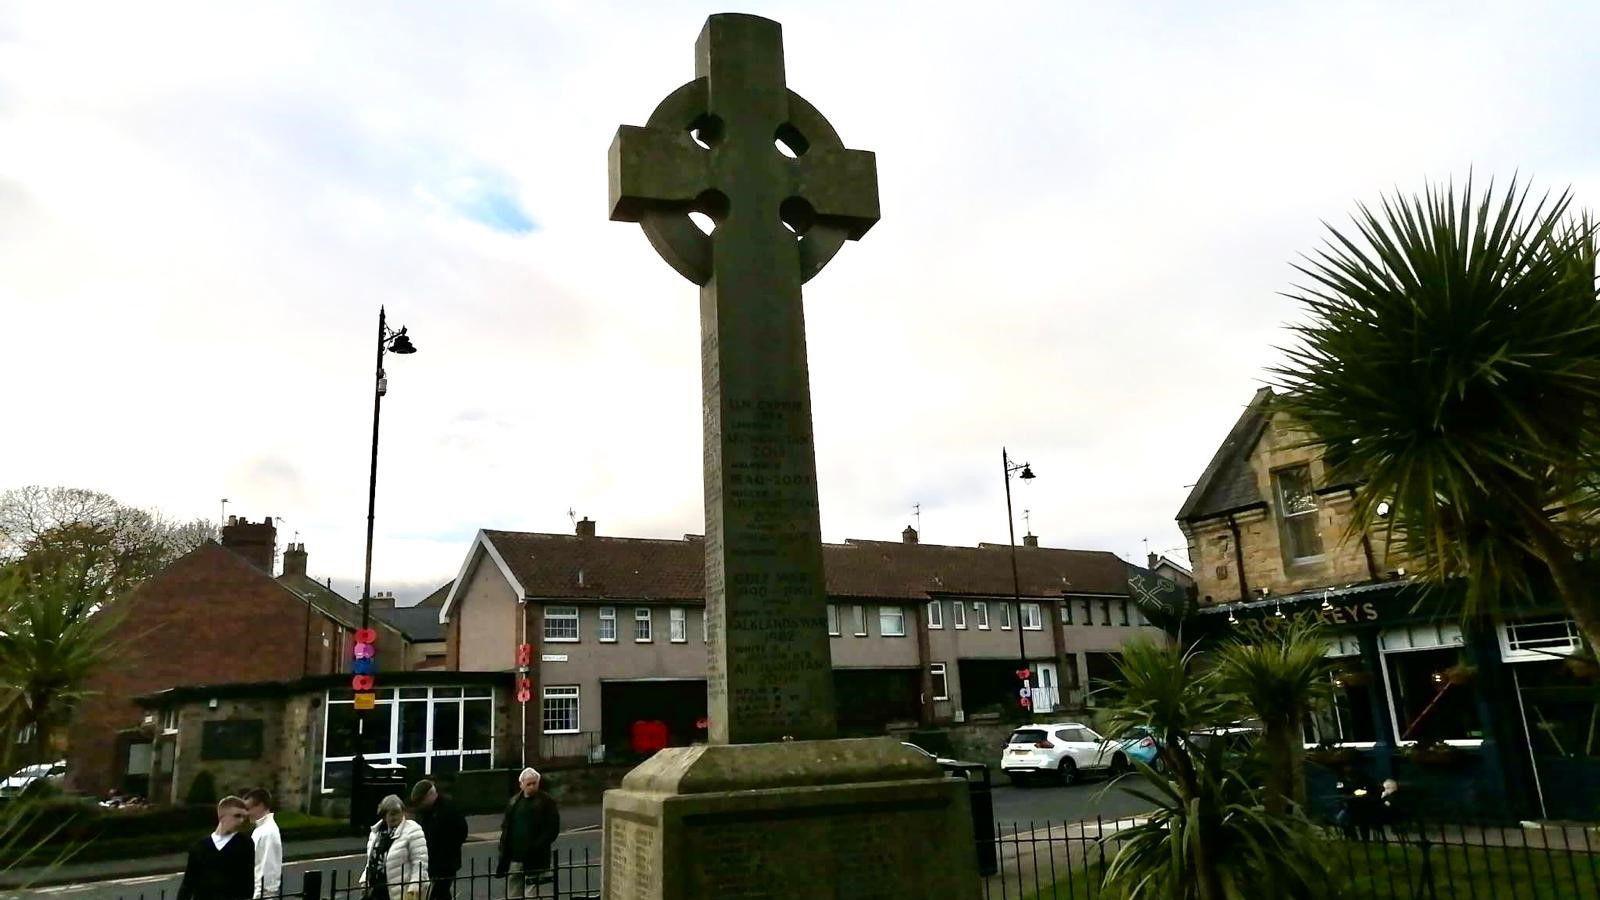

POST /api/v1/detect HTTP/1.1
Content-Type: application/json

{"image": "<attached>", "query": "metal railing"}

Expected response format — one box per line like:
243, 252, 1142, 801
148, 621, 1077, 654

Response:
537, 731, 603, 763
87, 815, 1600, 899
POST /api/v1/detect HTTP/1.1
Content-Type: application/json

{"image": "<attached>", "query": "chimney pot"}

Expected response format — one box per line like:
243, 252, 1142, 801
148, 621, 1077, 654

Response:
1147, 552, 1160, 570
220, 514, 277, 572
1022, 534, 1039, 548
282, 542, 309, 578
902, 525, 919, 544
576, 517, 596, 538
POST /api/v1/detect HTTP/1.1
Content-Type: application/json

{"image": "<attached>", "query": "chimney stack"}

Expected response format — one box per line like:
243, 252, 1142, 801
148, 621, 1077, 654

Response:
282, 542, 308, 577
220, 516, 277, 572
1022, 534, 1039, 548
1147, 551, 1160, 570
902, 525, 919, 545
576, 517, 596, 538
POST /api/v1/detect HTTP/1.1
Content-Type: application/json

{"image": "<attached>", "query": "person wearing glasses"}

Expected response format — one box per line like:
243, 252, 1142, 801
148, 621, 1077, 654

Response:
177, 796, 256, 900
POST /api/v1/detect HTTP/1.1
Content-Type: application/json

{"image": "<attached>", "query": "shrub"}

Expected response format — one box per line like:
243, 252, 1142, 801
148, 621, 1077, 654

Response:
184, 770, 217, 806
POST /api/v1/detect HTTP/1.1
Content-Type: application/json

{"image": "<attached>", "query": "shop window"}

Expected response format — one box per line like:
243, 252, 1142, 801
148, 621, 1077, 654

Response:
542, 686, 580, 734
398, 701, 428, 754
598, 607, 617, 642
1384, 647, 1482, 743
879, 606, 906, 637
543, 606, 579, 642
432, 700, 461, 751
927, 600, 943, 629
464, 699, 493, 751
930, 663, 949, 701
974, 602, 990, 629
1500, 618, 1581, 662
1275, 465, 1325, 562
1305, 671, 1380, 745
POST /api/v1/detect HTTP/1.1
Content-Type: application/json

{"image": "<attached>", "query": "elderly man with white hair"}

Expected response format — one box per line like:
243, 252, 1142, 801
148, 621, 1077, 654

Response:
495, 767, 561, 898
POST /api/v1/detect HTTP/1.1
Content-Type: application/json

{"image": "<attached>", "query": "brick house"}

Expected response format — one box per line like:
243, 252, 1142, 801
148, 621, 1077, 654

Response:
1177, 388, 1594, 821
66, 516, 408, 798
438, 518, 1167, 763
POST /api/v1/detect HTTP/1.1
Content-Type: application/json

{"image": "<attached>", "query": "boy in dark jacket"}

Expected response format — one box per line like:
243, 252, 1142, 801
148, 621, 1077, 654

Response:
411, 778, 470, 900
177, 796, 255, 900
496, 767, 561, 899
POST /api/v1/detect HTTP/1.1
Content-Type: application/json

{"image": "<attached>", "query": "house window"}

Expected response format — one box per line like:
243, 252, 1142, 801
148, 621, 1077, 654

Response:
827, 604, 840, 636
598, 607, 617, 642
543, 606, 579, 642
879, 606, 906, 637
1079, 599, 1093, 625
927, 600, 943, 629
541, 686, 580, 734
974, 602, 990, 629
701, 609, 709, 643
670, 608, 687, 643
1275, 465, 1325, 562
1100, 598, 1112, 626
930, 663, 949, 701
999, 603, 1012, 630
953, 602, 967, 629
161, 707, 179, 733
1062, 600, 1073, 625
634, 608, 653, 642
1021, 602, 1042, 630
1500, 618, 1581, 662
1118, 600, 1130, 627
852, 605, 868, 637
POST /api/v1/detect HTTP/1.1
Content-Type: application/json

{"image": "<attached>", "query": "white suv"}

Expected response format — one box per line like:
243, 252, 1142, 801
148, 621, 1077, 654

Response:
1000, 723, 1126, 786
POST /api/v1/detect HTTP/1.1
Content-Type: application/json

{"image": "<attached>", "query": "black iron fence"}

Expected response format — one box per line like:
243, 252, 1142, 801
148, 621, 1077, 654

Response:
82, 816, 1600, 899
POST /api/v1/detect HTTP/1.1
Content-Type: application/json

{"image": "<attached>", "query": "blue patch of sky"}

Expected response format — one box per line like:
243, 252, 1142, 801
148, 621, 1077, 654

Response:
436, 165, 537, 235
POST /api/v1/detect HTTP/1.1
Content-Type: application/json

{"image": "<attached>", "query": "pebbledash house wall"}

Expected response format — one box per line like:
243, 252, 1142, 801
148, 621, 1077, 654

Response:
1182, 407, 1403, 605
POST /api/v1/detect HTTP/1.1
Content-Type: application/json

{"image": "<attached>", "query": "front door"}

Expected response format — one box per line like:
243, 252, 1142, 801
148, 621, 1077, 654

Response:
1033, 663, 1058, 714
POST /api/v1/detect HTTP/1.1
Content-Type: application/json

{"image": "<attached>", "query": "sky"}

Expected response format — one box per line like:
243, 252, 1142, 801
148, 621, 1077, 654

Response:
5, 1, 1600, 605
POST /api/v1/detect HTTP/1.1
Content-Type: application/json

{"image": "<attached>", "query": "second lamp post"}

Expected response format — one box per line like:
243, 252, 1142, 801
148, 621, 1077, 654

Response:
1002, 448, 1035, 722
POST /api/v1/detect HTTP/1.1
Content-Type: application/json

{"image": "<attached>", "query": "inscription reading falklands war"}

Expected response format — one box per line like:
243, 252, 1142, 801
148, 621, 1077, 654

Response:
610, 13, 879, 744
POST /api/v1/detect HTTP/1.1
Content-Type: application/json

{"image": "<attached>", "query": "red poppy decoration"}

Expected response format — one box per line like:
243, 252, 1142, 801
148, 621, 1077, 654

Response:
517, 676, 532, 693
355, 628, 377, 644
516, 643, 533, 667
351, 675, 375, 691
516, 688, 532, 704
1015, 668, 1031, 682
695, 717, 709, 730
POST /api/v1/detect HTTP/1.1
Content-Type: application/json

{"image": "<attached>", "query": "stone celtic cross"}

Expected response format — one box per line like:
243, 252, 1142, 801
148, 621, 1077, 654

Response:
609, 13, 879, 744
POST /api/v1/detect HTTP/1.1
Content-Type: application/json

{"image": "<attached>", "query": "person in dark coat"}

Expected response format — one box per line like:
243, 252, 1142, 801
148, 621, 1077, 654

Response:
177, 796, 256, 900
410, 778, 470, 900
495, 767, 561, 899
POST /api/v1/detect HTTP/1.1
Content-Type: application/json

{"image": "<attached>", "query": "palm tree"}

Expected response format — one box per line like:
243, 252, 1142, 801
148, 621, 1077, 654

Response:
1098, 638, 1330, 899
1273, 177, 1600, 647
0, 562, 125, 764
1213, 621, 1332, 814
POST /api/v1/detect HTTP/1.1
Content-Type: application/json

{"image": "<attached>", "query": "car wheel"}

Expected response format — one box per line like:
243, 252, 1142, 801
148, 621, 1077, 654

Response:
1109, 753, 1130, 776
1057, 758, 1078, 786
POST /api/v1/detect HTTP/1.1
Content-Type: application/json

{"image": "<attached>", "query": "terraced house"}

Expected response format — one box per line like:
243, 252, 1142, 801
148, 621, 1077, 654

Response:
439, 519, 1168, 762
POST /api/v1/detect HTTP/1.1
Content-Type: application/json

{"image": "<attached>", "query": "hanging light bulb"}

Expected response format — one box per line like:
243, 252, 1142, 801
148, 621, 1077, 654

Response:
1227, 609, 1238, 625
1274, 604, 1286, 619
1320, 590, 1333, 612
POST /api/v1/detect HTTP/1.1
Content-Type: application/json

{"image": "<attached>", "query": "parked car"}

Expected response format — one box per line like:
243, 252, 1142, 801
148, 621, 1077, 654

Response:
1000, 723, 1131, 786
1114, 726, 1162, 769
901, 741, 960, 767
0, 760, 66, 799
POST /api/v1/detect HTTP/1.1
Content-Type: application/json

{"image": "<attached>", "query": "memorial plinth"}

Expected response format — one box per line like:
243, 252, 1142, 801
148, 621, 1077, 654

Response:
603, 738, 979, 899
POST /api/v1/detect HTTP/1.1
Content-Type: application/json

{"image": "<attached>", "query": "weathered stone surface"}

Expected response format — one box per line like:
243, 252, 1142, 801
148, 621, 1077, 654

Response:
602, 738, 979, 899
608, 12, 879, 746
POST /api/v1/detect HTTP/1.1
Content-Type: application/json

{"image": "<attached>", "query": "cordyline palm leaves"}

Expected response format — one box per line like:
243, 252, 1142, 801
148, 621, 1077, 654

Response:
0, 562, 124, 764
1097, 638, 1331, 900
1213, 621, 1332, 815
1273, 177, 1600, 645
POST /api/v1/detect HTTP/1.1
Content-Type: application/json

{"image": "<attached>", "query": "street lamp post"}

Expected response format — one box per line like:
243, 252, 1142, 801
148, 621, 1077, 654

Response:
354, 307, 416, 786
1003, 448, 1035, 722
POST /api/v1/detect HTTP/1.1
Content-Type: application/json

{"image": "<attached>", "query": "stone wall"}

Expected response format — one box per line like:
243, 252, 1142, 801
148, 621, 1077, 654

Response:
161, 694, 316, 809
1184, 410, 1407, 605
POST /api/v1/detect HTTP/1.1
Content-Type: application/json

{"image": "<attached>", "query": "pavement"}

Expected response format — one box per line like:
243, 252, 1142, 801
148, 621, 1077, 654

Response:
5, 775, 1148, 899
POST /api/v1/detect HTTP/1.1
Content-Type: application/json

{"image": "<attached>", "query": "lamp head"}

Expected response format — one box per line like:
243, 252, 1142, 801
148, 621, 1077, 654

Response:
1018, 464, 1035, 481
388, 328, 417, 354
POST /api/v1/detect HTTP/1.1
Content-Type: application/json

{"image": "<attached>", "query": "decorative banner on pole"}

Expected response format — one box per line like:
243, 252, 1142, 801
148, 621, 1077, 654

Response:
352, 675, 375, 692
516, 675, 532, 705
516, 643, 533, 667
354, 692, 376, 711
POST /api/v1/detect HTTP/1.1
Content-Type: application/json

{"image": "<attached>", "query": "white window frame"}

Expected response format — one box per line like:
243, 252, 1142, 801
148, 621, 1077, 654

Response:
634, 607, 653, 643
701, 608, 709, 643
1274, 464, 1326, 563
1376, 624, 1480, 747
974, 601, 990, 629
1021, 602, 1043, 631
827, 604, 840, 636
930, 662, 949, 701
320, 686, 496, 793
543, 605, 580, 643
953, 602, 967, 629
669, 607, 687, 643
852, 605, 868, 637
999, 603, 1011, 630
598, 606, 617, 643
161, 707, 179, 733
927, 600, 943, 629
541, 685, 580, 734
1499, 617, 1582, 663
879, 606, 906, 637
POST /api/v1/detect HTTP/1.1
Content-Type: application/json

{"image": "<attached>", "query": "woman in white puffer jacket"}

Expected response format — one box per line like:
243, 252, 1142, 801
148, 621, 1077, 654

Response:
360, 794, 430, 900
